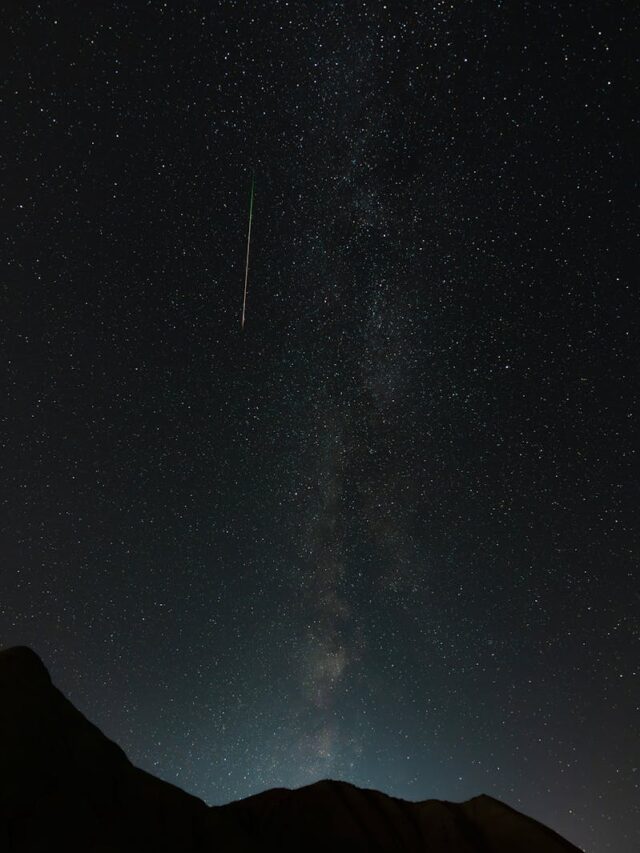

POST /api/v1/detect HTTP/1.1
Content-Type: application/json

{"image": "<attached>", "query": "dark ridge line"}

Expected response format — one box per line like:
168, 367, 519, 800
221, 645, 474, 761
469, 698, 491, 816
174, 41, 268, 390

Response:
469, 794, 586, 852
443, 801, 492, 853
328, 780, 389, 852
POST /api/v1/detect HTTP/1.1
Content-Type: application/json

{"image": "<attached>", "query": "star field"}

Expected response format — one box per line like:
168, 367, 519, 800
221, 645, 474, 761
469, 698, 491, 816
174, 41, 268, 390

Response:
2, 3, 638, 852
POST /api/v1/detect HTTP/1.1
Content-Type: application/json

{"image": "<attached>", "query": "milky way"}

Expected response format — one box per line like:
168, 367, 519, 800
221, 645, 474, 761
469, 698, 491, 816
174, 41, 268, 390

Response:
3, 4, 637, 853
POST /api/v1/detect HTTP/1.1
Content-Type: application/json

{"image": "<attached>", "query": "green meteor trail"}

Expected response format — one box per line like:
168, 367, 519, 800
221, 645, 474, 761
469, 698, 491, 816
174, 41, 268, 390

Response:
241, 176, 254, 330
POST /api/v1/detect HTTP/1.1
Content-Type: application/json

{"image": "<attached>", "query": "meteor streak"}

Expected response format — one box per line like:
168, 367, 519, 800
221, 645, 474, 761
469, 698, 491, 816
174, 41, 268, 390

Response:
241, 176, 254, 330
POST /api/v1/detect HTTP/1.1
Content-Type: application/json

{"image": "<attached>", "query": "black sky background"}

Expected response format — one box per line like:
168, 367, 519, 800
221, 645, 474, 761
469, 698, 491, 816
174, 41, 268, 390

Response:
2, 2, 638, 851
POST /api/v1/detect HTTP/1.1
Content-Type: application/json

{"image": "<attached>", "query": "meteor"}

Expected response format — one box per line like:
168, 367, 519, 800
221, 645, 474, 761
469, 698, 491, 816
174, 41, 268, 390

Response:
241, 176, 255, 330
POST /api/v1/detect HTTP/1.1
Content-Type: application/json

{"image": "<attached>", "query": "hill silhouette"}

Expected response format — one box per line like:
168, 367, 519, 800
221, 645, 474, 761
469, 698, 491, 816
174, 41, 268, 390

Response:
0, 646, 582, 852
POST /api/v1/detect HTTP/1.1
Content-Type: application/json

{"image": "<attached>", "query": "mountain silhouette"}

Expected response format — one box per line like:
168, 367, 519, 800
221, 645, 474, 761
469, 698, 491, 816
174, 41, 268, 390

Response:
0, 646, 582, 851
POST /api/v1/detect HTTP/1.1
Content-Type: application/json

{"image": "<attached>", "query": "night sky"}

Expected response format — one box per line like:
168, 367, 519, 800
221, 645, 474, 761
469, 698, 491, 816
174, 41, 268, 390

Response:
3, 2, 638, 851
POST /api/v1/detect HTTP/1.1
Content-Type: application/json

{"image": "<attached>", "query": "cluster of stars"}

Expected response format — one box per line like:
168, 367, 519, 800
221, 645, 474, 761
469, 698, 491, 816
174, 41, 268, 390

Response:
3, 3, 637, 853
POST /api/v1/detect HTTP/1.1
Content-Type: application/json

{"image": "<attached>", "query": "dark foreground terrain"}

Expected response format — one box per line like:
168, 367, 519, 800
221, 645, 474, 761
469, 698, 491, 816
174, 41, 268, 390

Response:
0, 646, 582, 851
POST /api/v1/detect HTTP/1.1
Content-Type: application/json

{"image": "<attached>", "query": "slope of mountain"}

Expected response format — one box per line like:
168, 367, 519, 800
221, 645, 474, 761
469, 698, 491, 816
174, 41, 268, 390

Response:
0, 646, 583, 852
